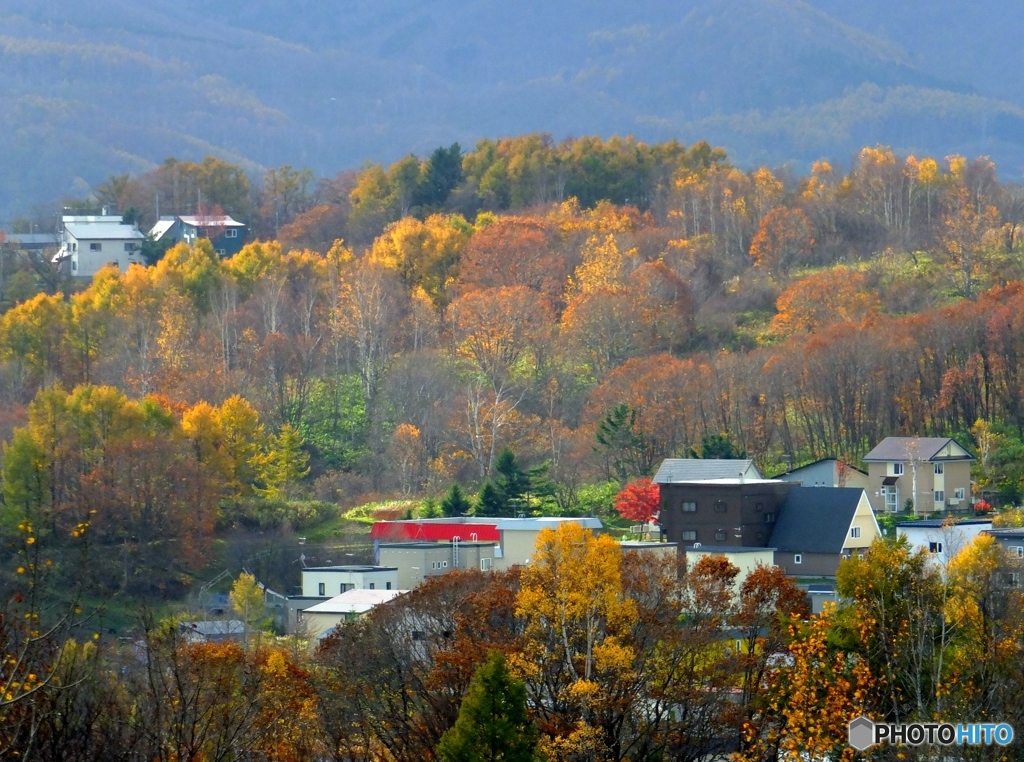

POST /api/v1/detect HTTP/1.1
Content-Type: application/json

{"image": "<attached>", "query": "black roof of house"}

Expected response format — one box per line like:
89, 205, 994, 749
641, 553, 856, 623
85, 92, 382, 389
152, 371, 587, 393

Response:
897, 519, 992, 529
985, 527, 1024, 538
768, 487, 864, 554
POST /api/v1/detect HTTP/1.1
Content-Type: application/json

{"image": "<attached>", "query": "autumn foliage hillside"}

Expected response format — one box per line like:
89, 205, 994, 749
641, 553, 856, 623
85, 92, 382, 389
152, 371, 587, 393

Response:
5, 139, 1024, 596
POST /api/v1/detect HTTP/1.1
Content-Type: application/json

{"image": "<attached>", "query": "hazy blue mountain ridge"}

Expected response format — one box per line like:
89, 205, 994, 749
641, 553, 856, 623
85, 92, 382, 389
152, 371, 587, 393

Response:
1, 0, 1022, 220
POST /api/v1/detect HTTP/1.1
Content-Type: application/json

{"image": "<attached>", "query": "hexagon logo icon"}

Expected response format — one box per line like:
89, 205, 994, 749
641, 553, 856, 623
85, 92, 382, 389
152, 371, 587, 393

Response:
849, 715, 875, 751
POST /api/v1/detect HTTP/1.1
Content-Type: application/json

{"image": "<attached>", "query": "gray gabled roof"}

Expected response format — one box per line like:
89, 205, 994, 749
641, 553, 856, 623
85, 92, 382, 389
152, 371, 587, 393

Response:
653, 459, 762, 483
863, 437, 974, 462
769, 487, 863, 554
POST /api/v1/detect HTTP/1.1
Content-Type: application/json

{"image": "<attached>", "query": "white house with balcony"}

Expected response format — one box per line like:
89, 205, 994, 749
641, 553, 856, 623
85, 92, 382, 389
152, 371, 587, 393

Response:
53, 215, 145, 279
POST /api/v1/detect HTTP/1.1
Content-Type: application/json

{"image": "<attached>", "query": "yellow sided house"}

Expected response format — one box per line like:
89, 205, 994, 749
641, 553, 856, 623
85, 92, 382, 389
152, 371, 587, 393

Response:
863, 437, 974, 515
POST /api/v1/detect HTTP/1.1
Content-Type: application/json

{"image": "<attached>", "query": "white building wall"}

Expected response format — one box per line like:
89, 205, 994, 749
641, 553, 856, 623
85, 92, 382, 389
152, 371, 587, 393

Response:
300, 568, 398, 597
898, 522, 993, 569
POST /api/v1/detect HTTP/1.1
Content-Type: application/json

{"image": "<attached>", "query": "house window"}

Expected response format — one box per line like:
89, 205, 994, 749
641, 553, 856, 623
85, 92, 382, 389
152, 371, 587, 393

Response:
72, 242, 77, 251
216, 248, 226, 256
851, 526, 861, 539
1004, 572, 1020, 587
386, 581, 392, 589
682, 501, 697, 513
369, 583, 375, 590
934, 463, 944, 475
225, 229, 238, 238
714, 501, 727, 513
764, 513, 775, 523
954, 488, 966, 500
934, 490, 944, 503
90, 242, 102, 251
442, 561, 448, 568
929, 542, 943, 554
892, 462, 904, 476
715, 530, 727, 541
883, 487, 899, 513
1014, 547, 1024, 559
318, 583, 325, 596
794, 554, 802, 565
72, 261, 77, 271
340, 583, 353, 593
124, 242, 139, 251
480, 558, 493, 571
681, 531, 697, 542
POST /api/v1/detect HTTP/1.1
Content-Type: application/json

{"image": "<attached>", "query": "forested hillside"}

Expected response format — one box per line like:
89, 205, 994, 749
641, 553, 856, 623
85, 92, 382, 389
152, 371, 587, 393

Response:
7, 133, 1024, 758
4, 136, 1024, 601
4, 0, 1024, 218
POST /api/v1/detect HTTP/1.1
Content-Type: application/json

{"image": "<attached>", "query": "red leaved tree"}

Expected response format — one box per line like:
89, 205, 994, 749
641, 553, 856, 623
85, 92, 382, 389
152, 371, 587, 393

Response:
615, 478, 660, 524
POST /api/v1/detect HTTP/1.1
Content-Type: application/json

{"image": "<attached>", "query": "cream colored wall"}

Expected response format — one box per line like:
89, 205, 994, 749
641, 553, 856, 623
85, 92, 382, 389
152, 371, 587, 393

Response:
379, 546, 436, 589
300, 611, 348, 640
686, 548, 775, 588
945, 461, 973, 507
844, 493, 881, 550
841, 469, 869, 490
495, 530, 541, 570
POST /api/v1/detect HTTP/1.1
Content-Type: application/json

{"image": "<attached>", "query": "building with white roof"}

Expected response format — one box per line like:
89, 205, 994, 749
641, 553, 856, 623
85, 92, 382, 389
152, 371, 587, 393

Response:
54, 215, 145, 278
150, 214, 247, 258
298, 588, 407, 639
371, 516, 604, 575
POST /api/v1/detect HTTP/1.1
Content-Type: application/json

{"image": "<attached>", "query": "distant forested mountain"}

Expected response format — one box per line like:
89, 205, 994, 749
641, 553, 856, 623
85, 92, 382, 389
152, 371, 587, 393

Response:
2, 0, 1024, 219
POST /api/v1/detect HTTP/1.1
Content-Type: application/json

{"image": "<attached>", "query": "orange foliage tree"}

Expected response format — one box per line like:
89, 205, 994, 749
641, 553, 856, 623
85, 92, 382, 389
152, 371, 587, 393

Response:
769, 267, 881, 337
749, 207, 814, 278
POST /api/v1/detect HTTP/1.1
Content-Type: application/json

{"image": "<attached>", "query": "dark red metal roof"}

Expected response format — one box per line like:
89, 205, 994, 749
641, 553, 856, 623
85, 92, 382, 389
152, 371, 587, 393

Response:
370, 522, 500, 542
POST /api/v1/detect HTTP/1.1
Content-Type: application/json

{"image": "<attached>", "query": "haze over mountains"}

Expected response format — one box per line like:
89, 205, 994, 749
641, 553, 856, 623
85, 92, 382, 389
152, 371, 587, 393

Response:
2, 0, 1023, 220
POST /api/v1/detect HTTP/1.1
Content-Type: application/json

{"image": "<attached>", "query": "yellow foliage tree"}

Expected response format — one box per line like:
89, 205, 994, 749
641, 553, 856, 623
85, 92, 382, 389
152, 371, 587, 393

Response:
366, 214, 470, 305
567, 234, 635, 296
738, 607, 873, 762
514, 522, 637, 752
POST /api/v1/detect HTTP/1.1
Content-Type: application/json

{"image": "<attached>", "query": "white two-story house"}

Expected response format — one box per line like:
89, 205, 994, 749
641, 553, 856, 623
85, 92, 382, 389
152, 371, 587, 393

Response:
54, 215, 145, 279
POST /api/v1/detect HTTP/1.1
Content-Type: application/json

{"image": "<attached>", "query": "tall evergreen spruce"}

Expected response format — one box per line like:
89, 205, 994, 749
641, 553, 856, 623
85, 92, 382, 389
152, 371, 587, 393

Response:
436, 651, 538, 762
476, 481, 506, 517
494, 447, 530, 513
441, 483, 473, 517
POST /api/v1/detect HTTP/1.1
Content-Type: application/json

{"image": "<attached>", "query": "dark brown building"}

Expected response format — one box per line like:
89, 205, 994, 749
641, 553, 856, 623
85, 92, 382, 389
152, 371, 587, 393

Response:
657, 479, 793, 549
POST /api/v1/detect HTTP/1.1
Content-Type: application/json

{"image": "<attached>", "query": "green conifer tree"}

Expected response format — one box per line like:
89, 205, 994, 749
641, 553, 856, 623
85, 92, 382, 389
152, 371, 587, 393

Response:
441, 483, 473, 517
436, 650, 538, 762
476, 481, 506, 517
494, 446, 529, 513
